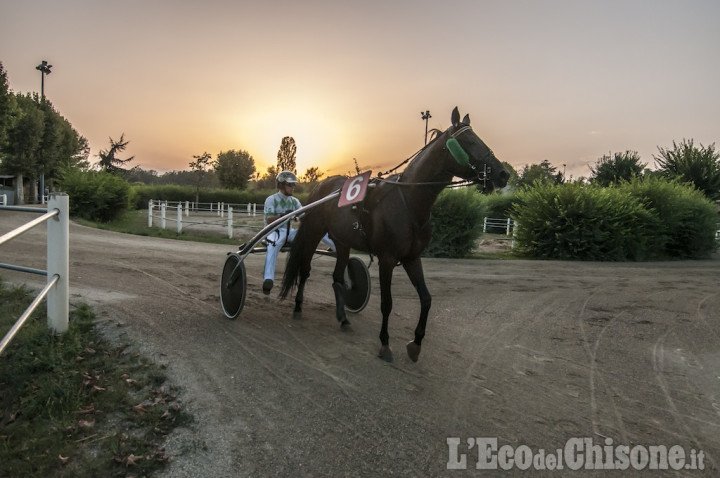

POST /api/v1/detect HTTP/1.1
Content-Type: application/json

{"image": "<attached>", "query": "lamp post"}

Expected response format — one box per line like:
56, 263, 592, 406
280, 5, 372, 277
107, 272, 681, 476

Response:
35, 60, 52, 100
35, 60, 52, 204
421, 110, 431, 145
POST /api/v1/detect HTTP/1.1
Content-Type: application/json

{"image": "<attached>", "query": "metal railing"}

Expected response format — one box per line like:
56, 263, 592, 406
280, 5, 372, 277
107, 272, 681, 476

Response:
0, 193, 69, 354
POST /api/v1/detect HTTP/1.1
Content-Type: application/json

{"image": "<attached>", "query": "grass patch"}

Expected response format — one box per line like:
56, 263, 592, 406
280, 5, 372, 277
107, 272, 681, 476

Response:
0, 279, 192, 476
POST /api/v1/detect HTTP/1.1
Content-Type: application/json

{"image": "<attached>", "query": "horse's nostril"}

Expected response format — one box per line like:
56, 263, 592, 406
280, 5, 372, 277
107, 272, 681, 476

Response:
499, 169, 510, 185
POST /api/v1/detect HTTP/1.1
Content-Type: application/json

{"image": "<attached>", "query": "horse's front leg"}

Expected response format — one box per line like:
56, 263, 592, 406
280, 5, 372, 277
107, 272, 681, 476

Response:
402, 257, 431, 362
377, 259, 396, 362
331, 245, 351, 329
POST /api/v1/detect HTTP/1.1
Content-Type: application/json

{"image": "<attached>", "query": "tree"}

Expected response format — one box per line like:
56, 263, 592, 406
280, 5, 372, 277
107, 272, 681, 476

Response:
189, 152, 214, 206
2, 94, 44, 203
514, 160, 564, 189
300, 166, 324, 183
214, 149, 256, 190
276, 136, 296, 173
256, 166, 279, 190
0, 61, 14, 154
590, 150, 646, 187
97, 134, 134, 175
654, 139, 720, 200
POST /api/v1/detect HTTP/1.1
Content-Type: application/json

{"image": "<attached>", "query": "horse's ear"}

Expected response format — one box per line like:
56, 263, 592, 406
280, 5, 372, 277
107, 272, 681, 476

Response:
462, 114, 470, 125
451, 107, 460, 125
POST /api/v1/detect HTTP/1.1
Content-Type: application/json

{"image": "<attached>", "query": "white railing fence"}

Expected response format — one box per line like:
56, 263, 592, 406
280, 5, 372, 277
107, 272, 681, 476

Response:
0, 193, 69, 354
147, 200, 262, 239
483, 217, 517, 236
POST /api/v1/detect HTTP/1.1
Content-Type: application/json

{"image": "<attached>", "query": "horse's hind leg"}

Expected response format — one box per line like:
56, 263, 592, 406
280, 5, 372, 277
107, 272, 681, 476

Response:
293, 270, 309, 318
377, 258, 396, 362
292, 234, 320, 319
331, 245, 351, 329
402, 257, 431, 362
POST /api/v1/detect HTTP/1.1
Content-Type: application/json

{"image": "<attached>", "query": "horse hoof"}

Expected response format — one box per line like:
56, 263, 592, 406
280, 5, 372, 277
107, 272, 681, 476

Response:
378, 345, 394, 363
406, 341, 421, 362
340, 320, 352, 331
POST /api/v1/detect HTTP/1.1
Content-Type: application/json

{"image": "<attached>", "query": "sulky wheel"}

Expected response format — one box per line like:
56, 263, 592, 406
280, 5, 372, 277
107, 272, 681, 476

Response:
343, 256, 371, 313
220, 253, 247, 319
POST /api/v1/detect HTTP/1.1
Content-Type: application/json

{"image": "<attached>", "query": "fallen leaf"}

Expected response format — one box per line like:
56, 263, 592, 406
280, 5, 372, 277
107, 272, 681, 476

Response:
126, 453, 142, 466
78, 419, 95, 429
59, 454, 70, 465
75, 405, 95, 415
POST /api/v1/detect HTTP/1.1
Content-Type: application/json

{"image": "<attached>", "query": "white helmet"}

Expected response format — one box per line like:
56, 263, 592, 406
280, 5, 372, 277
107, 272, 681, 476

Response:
276, 171, 299, 185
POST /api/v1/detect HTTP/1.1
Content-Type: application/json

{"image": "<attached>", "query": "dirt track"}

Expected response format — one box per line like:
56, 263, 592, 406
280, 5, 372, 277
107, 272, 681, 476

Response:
2, 211, 719, 476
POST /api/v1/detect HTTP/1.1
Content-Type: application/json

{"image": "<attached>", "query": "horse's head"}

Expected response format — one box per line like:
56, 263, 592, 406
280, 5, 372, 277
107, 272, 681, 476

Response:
443, 107, 509, 192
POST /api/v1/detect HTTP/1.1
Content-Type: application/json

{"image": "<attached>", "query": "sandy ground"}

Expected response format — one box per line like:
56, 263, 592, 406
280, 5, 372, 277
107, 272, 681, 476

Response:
2, 210, 719, 476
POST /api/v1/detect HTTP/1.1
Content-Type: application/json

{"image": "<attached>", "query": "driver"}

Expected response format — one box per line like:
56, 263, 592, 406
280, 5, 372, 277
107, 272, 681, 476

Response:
261, 171, 334, 295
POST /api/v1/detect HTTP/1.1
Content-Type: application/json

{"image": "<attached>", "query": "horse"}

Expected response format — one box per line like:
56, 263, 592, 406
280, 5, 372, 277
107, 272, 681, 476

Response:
279, 107, 509, 362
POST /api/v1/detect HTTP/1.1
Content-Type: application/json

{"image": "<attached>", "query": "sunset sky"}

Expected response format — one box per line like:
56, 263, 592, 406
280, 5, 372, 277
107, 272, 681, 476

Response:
1, 0, 718, 181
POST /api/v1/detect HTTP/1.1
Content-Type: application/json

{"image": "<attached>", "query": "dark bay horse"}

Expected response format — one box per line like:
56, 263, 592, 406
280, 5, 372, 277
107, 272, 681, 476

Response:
280, 107, 509, 362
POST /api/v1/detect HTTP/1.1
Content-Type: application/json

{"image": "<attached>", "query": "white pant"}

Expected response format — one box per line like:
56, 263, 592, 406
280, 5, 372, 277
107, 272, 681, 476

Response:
263, 229, 335, 281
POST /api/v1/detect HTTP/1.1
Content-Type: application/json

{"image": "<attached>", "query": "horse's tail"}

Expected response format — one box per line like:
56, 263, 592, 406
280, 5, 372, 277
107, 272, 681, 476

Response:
279, 220, 307, 299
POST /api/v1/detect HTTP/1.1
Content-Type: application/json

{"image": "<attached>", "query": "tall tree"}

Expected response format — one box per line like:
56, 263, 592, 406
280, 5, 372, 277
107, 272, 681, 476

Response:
0, 61, 14, 154
215, 149, 256, 190
3, 94, 44, 203
189, 152, 214, 206
276, 136, 296, 174
97, 134, 134, 174
590, 150, 646, 187
654, 139, 720, 200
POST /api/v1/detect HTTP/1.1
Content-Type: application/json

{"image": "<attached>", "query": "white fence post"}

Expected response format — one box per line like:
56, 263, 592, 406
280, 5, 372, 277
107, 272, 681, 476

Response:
252, 203, 257, 216
47, 193, 69, 333
185, 200, 189, 217
228, 206, 233, 239
1, 194, 6, 206
177, 202, 182, 234
148, 199, 153, 227
161, 203, 166, 229
506, 218, 512, 236
483, 217, 488, 233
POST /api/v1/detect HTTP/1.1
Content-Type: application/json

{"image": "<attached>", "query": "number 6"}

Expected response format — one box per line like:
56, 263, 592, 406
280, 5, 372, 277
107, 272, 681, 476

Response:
345, 175, 364, 201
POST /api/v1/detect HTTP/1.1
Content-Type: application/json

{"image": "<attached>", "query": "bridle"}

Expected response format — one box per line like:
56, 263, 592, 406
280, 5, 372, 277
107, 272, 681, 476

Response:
447, 124, 497, 191
375, 123, 496, 190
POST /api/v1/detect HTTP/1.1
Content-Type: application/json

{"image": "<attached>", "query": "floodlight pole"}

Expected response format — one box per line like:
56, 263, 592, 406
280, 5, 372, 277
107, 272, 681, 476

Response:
36, 60, 52, 100
35, 60, 52, 204
421, 110, 431, 145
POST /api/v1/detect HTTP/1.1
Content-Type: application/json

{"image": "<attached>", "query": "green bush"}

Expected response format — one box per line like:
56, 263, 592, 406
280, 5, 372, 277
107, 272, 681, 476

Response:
426, 188, 487, 257
511, 182, 656, 260
57, 168, 133, 222
619, 177, 718, 258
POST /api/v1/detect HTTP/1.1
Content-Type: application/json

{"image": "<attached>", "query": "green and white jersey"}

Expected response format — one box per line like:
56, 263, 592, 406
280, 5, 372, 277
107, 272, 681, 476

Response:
263, 192, 301, 226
